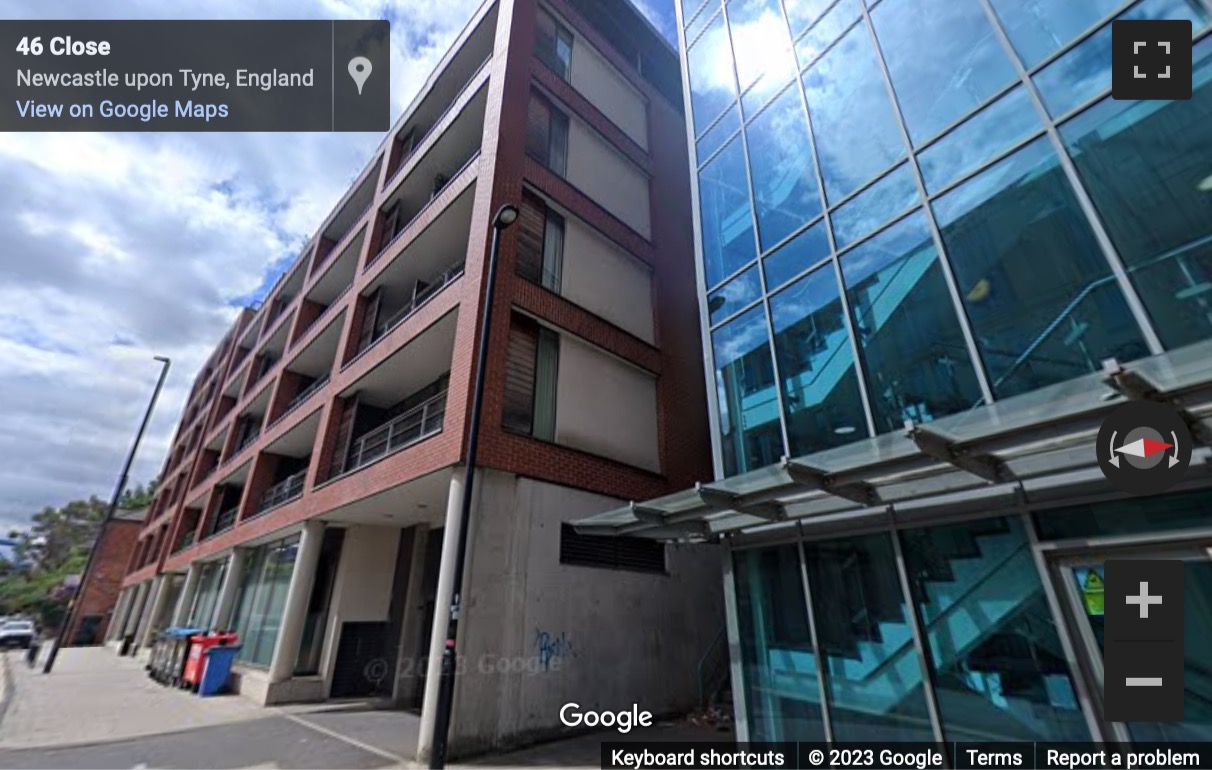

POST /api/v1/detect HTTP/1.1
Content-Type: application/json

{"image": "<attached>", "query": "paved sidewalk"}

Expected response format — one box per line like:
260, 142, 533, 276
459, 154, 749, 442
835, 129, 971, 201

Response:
0, 646, 731, 768
0, 646, 267, 750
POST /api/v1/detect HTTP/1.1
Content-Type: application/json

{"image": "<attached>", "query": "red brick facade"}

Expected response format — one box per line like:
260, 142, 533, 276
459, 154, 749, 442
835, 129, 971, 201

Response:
127, 0, 711, 584
67, 512, 144, 645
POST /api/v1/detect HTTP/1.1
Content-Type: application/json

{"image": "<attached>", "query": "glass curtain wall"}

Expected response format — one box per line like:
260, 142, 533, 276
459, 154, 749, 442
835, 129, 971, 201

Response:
733, 517, 1092, 743
230, 535, 300, 667
684, 0, 1212, 473
186, 560, 227, 630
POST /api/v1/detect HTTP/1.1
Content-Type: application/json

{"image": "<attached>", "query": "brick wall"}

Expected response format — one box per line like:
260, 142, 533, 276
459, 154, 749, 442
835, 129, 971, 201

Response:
66, 517, 142, 645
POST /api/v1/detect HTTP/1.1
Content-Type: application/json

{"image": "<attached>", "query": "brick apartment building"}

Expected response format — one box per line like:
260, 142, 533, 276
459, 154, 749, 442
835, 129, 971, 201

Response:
61, 507, 144, 646
105, 0, 721, 760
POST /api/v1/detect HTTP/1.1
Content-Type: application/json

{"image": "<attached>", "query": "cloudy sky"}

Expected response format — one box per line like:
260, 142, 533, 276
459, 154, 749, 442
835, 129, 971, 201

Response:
0, 0, 677, 533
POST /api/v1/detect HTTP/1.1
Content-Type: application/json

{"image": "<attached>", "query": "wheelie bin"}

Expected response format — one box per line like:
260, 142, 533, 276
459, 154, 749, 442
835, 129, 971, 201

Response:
183, 632, 239, 691
198, 644, 242, 697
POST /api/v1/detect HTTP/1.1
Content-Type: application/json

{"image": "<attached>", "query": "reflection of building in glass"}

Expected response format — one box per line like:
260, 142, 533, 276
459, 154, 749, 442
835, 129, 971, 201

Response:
578, 0, 1212, 746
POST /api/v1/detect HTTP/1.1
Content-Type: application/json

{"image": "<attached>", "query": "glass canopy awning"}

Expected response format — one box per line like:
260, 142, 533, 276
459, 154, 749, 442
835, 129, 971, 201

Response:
572, 340, 1212, 543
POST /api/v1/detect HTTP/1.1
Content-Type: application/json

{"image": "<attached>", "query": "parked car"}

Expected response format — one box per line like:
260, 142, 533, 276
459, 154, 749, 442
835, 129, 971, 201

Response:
0, 620, 36, 649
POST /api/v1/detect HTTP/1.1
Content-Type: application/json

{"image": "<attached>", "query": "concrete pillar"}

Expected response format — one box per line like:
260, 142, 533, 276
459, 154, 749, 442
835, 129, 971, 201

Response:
123, 582, 149, 637
135, 576, 168, 648
268, 521, 325, 683
211, 550, 246, 631
171, 562, 203, 627
393, 524, 430, 704
107, 588, 132, 642
417, 472, 467, 761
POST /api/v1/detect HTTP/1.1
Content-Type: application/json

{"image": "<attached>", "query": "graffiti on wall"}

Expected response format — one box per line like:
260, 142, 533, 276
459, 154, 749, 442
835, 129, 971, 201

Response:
534, 629, 575, 670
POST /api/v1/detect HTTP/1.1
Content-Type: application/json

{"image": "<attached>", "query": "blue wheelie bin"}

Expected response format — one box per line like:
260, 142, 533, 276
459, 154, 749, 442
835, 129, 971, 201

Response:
198, 644, 242, 697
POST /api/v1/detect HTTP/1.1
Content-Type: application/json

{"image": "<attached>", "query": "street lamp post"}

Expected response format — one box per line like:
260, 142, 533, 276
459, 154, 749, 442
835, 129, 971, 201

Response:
44, 355, 171, 674
429, 203, 518, 768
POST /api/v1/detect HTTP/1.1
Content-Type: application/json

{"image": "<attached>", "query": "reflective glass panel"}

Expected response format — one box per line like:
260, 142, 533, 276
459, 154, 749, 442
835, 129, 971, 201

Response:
733, 546, 827, 741
795, 0, 862, 70
764, 219, 831, 290
804, 23, 905, 203
699, 138, 757, 288
989, 0, 1125, 67
934, 137, 1149, 399
901, 517, 1090, 741
713, 306, 783, 476
1060, 44, 1212, 351
688, 13, 738, 137
918, 86, 1043, 194
1033, 0, 1208, 118
729, 0, 798, 117
787, 0, 841, 38
840, 212, 983, 432
831, 164, 920, 248
746, 85, 824, 250
872, 0, 1017, 146
803, 533, 935, 741
771, 264, 870, 454
682, 0, 712, 27
686, 3, 718, 46
697, 102, 741, 165
1034, 488, 1212, 541
708, 264, 762, 326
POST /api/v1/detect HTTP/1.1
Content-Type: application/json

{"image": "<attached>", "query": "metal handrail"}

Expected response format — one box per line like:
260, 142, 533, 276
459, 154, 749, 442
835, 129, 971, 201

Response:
372, 262, 466, 345
258, 470, 307, 513
346, 390, 447, 472
370, 151, 481, 266
268, 374, 330, 431
175, 530, 196, 553
697, 626, 729, 708
209, 506, 239, 537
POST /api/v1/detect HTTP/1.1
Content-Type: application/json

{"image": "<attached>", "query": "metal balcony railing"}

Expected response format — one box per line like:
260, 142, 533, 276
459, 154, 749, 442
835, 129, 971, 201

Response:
235, 427, 261, 455
345, 390, 447, 473
370, 262, 465, 349
175, 530, 196, 553
210, 506, 239, 537
258, 470, 307, 514
269, 374, 330, 431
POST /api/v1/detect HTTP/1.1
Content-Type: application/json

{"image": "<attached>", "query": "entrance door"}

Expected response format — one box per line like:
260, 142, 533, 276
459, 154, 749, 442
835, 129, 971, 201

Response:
1050, 543, 1212, 742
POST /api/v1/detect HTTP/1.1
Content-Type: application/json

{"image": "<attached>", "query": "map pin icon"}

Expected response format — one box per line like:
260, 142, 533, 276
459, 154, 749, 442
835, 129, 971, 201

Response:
348, 56, 372, 95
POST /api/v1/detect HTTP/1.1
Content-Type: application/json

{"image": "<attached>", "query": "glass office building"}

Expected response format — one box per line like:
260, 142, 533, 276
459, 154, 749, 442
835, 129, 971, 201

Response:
576, 0, 1212, 747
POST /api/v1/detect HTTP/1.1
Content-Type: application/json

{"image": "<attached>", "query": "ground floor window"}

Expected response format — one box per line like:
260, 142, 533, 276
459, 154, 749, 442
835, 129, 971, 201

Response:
230, 536, 300, 667
186, 559, 226, 630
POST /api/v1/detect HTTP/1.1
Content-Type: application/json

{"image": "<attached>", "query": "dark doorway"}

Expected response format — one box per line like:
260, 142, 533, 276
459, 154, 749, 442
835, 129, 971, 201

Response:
330, 622, 394, 698
73, 615, 102, 645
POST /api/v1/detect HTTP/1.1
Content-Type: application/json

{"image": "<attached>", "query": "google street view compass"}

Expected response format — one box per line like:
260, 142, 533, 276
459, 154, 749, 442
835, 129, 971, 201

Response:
1097, 400, 1192, 494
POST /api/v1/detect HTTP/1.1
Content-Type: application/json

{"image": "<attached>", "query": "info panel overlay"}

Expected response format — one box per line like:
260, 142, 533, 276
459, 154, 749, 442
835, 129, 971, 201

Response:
0, 21, 389, 131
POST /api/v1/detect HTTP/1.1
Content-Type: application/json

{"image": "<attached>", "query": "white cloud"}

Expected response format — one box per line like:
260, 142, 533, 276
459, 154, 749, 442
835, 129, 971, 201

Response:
0, 0, 481, 530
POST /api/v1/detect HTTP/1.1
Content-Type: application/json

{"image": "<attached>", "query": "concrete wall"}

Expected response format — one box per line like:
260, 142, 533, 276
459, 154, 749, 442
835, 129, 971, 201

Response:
560, 215, 654, 343
565, 17, 648, 150
319, 524, 400, 694
449, 470, 723, 757
565, 118, 651, 239
554, 335, 660, 472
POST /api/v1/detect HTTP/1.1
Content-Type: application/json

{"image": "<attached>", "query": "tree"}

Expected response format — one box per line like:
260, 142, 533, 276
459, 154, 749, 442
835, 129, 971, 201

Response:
0, 480, 155, 628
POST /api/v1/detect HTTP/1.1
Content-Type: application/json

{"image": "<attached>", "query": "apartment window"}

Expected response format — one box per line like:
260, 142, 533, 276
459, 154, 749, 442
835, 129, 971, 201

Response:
536, 8, 574, 80
559, 524, 665, 573
380, 200, 405, 251
526, 93, 569, 176
502, 316, 559, 441
231, 536, 299, 667
516, 191, 564, 292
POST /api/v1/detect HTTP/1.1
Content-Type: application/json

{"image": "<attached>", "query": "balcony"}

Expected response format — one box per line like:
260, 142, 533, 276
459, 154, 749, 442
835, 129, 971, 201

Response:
346, 389, 448, 474
313, 171, 378, 275
383, 5, 495, 187
374, 262, 465, 348
258, 469, 307, 514
370, 83, 488, 267
175, 530, 196, 553
210, 506, 239, 537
